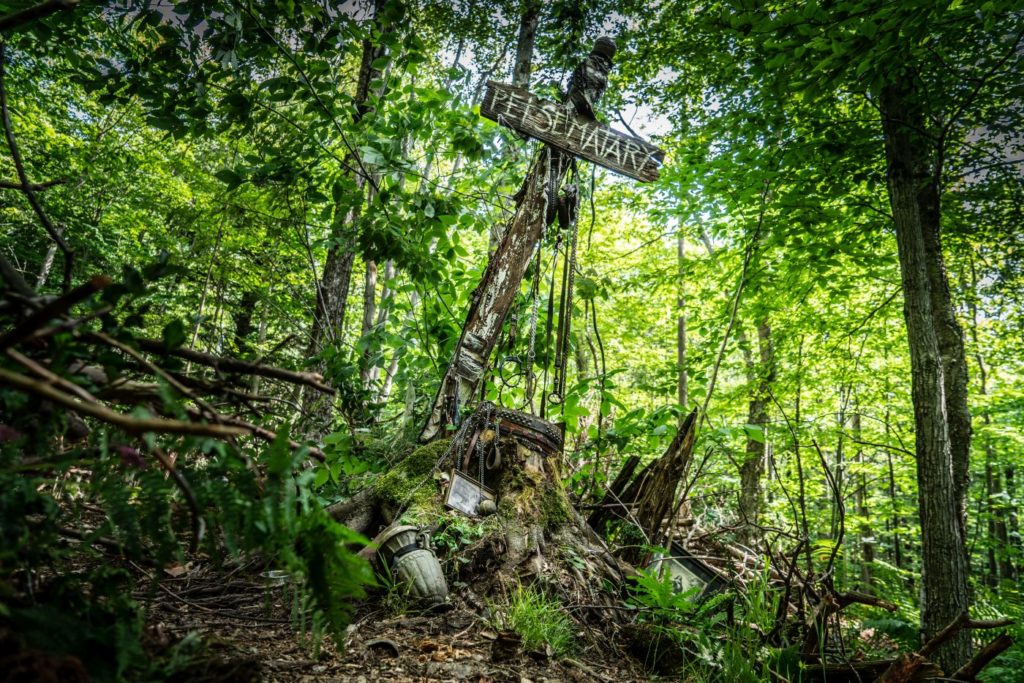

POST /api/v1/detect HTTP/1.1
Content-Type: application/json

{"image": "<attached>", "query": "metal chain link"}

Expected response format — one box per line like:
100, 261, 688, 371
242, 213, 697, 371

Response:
558, 185, 581, 399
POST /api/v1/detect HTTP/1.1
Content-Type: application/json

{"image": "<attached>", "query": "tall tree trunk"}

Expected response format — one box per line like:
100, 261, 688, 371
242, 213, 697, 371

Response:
359, 258, 378, 386
512, 0, 540, 90
232, 290, 258, 357
677, 233, 688, 412
302, 0, 389, 440
880, 80, 971, 673
920, 189, 972, 563
489, 0, 541, 252
853, 411, 874, 593
739, 320, 773, 540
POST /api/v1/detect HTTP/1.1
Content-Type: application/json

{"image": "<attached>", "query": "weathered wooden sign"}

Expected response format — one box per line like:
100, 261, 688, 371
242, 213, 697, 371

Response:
481, 80, 664, 183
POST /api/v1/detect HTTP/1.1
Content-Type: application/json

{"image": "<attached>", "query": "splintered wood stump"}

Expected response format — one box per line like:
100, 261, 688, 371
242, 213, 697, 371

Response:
589, 409, 698, 564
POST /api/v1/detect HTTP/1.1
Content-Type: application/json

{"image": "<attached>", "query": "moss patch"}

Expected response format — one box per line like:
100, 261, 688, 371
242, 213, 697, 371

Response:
540, 484, 571, 530
374, 438, 451, 515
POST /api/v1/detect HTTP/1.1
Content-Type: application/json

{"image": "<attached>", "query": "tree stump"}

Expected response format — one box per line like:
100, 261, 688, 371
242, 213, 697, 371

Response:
331, 402, 633, 611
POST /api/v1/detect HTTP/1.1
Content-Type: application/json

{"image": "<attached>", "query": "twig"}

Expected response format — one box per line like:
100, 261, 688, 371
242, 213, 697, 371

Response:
0, 44, 74, 290
150, 445, 205, 554
0, 274, 110, 348
135, 338, 335, 394
0, 367, 249, 438
57, 525, 122, 552
6, 348, 97, 403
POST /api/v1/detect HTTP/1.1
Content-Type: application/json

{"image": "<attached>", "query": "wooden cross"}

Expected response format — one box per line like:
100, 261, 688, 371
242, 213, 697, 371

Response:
420, 37, 665, 443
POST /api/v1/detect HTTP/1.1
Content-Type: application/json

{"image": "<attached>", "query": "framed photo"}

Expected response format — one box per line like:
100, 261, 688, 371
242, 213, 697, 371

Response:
445, 469, 495, 517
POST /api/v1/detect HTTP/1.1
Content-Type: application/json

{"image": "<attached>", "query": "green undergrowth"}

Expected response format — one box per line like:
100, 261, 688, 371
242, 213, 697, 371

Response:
496, 584, 575, 657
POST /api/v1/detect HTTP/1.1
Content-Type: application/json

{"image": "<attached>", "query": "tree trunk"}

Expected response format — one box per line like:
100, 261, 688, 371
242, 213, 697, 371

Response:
676, 233, 688, 412
920, 195, 971, 564
420, 146, 570, 442
491, 0, 539, 260
853, 411, 874, 592
880, 79, 971, 673
739, 320, 773, 539
232, 290, 258, 357
512, 0, 540, 90
359, 258, 378, 387
302, 0, 389, 440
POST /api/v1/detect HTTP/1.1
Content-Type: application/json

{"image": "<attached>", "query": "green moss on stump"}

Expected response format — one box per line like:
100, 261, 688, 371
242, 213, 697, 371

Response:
540, 484, 571, 530
375, 438, 451, 514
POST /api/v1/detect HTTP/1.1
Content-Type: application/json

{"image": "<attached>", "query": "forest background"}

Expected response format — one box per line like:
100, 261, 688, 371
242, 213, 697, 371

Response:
0, 0, 1022, 680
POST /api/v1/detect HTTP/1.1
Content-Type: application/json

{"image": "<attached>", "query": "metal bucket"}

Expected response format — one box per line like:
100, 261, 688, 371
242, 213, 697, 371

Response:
376, 525, 448, 606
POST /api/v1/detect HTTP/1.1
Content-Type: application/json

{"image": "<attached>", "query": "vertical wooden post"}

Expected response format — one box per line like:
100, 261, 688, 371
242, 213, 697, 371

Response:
420, 39, 617, 442
421, 146, 571, 442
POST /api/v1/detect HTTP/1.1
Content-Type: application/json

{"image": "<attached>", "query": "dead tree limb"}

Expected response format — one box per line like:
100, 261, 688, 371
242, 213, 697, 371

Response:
135, 338, 335, 394
876, 612, 1015, 683
0, 274, 110, 348
0, 367, 248, 438
952, 633, 1014, 681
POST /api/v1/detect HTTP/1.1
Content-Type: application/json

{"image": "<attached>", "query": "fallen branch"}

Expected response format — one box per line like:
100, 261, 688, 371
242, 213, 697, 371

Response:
90, 330, 220, 420
0, 274, 110, 348
0, 367, 248, 438
952, 633, 1014, 681
135, 338, 335, 394
877, 612, 1016, 683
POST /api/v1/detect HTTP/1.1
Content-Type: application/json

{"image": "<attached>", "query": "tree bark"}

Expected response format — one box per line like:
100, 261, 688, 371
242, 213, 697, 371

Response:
420, 145, 570, 442
232, 289, 258, 357
739, 320, 773, 538
512, 0, 540, 90
676, 233, 688, 412
302, 0, 388, 440
920, 191, 971, 561
880, 79, 971, 673
359, 258, 378, 387
489, 0, 540, 253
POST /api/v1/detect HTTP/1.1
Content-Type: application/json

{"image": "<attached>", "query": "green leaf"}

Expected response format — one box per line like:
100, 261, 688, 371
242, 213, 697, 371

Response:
161, 320, 186, 350
214, 168, 243, 189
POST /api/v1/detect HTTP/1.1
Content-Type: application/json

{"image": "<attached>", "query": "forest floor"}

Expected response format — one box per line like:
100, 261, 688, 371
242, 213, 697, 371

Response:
134, 559, 651, 682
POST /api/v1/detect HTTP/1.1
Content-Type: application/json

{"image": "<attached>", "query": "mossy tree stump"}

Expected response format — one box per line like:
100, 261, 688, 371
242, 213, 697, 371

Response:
331, 404, 632, 608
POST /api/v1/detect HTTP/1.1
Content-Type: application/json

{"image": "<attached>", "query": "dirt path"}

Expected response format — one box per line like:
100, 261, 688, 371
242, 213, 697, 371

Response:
137, 562, 651, 682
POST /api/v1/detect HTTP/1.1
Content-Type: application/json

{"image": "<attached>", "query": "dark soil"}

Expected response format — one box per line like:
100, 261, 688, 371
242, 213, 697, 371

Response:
134, 560, 651, 682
